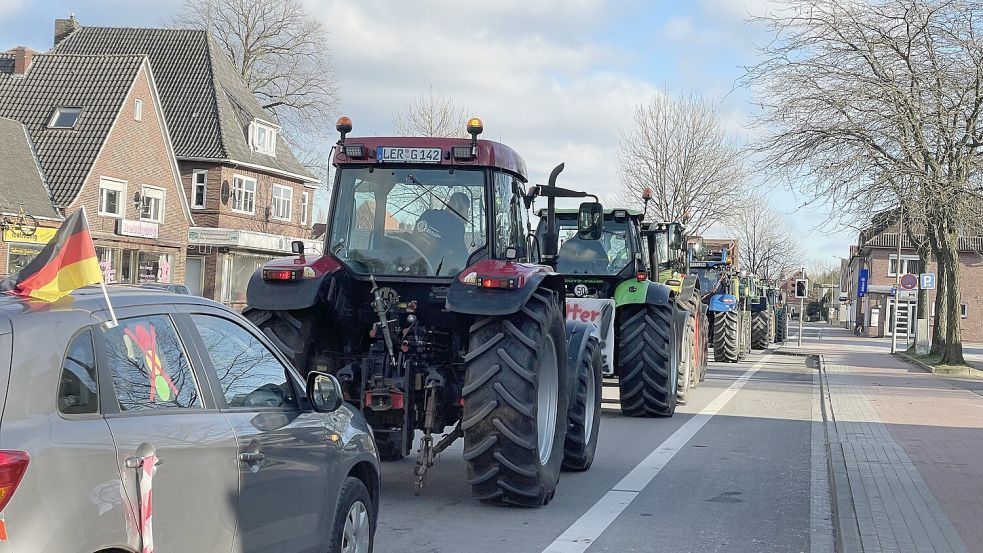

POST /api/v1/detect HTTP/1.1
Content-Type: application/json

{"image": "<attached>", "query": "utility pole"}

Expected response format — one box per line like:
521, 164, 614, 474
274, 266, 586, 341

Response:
798, 266, 805, 347
891, 208, 903, 354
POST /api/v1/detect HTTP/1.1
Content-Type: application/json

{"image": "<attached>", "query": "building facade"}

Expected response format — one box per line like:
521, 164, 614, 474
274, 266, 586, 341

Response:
0, 49, 190, 284
844, 226, 983, 343
52, 19, 321, 307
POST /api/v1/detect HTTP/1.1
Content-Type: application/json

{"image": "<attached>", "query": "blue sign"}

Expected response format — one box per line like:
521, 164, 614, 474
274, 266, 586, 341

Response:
920, 272, 936, 290
858, 268, 869, 298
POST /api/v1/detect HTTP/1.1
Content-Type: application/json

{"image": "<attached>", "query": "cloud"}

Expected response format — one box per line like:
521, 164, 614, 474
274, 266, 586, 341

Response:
0, 0, 23, 19
310, 0, 659, 200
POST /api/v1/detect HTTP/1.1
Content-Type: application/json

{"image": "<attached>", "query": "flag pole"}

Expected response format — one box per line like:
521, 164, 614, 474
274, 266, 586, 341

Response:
80, 207, 118, 328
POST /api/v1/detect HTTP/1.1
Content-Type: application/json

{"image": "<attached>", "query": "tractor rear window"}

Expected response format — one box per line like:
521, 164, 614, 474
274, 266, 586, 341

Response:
549, 217, 631, 275
328, 168, 487, 277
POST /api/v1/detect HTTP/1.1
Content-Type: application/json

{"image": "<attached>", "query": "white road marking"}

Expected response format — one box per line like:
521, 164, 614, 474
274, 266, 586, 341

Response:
542, 353, 775, 553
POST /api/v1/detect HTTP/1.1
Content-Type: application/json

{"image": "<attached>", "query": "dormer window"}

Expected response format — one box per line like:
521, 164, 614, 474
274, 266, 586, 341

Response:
48, 107, 82, 129
249, 120, 277, 156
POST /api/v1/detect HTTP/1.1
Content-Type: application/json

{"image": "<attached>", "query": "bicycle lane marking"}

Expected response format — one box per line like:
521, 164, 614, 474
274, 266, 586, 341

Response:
542, 352, 775, 553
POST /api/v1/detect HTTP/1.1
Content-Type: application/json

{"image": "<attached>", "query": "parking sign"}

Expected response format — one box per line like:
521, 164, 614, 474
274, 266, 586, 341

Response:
920, 272, 936, 289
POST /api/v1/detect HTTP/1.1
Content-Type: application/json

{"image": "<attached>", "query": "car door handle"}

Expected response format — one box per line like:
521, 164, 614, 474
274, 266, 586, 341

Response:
124, 456, 163, 469
239, 451, 266, 463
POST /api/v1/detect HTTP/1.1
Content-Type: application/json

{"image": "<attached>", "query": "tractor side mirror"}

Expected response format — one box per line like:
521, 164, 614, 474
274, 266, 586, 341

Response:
668, 223, 683, 250
577, 202, 603, 240
291, 240, 305, 256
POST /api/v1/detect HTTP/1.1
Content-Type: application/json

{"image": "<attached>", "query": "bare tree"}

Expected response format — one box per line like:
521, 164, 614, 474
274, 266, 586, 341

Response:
744, 0, 983, 364
392, 85, 470, 138
617, 93, 749, 235
725, 196, 801, 282
173, 0, 339, 171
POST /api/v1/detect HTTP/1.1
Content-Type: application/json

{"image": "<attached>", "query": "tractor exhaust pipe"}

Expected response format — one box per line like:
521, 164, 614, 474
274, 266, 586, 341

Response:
542, 163, 564, 266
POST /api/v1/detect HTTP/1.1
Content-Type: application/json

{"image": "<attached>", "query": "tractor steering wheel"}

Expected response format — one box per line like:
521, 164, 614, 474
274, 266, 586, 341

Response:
386, 234, 436, 275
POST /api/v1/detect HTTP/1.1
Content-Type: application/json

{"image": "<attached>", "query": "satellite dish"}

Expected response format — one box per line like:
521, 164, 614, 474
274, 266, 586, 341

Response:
221, 180, 230, 204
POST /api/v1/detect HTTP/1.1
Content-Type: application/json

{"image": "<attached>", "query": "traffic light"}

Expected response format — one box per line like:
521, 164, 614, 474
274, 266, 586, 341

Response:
794, 279, 808, 299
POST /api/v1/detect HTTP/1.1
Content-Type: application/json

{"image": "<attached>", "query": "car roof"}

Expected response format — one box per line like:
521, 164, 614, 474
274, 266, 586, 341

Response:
0, 285, 229, 322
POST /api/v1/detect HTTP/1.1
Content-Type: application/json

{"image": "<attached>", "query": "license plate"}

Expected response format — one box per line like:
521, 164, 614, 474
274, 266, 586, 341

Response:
377, 147, 442, 163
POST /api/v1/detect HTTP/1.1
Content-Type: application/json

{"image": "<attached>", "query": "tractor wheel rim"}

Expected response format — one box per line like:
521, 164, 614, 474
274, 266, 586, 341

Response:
341, 500, 370, 553
584, 359, 596, 444
538, 335, 559, 466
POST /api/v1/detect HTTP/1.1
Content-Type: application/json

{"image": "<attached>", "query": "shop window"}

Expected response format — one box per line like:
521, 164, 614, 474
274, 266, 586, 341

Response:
271, 184, 292, 221
6, 244, 43, 276
222, 254, 273, 304
139, 252, 172, 283
99, 177, 126, 218
140, 186, 165, 223
192, 170, 207, 209
232, 175, 256, 214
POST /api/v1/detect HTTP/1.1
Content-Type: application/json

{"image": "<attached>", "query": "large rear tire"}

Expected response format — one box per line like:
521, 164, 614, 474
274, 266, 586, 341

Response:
712, 311, 740, 363
617, 304, 677, 417
676, 316, 693, 405
776, 307, 788, 342
562, 335, 602, 472
751, 311, 770, 350
462, 290, 570, 506
244, 307, 316, 371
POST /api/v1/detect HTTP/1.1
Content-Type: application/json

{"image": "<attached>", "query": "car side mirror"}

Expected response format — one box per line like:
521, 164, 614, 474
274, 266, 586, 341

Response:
306, 371, 343, 413
291, 240, 305, 256
577, 202, 603, 240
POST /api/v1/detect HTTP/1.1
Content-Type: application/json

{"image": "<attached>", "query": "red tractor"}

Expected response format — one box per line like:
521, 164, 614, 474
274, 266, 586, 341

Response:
245, 117, 603, 506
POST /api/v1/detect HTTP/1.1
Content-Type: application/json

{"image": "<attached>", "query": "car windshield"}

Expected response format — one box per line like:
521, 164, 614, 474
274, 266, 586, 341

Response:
551, 216, 632, 275
328, 167, 487, 277
693, 268, 722, 296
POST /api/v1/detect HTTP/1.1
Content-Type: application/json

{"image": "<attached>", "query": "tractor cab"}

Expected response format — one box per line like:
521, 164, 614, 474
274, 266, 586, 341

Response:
641, 221, 687, 293
534, 208, 643, 298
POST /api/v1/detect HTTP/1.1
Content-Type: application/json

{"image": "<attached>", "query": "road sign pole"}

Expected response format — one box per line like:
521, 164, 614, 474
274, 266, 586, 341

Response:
798, 298, 804, 347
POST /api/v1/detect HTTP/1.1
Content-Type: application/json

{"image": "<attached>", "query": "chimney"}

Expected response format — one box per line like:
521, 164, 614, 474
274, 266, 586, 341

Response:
54, 14, 80, 47
11, 46, 35, 76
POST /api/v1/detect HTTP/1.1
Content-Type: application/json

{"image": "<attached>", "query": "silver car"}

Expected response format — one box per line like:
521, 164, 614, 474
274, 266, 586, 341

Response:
0, 287, 378, 553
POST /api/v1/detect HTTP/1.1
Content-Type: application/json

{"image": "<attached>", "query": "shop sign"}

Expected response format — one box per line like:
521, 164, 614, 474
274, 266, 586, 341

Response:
2, 226, 57, 245
118, 219, 159, 239
188, 228, 239, 245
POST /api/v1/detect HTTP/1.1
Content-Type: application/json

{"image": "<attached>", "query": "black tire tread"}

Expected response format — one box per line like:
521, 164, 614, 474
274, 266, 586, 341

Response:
617, 305, 676, 417
751, 311, 770, 349
713, 311, 740, 363
563, 336, 601, 471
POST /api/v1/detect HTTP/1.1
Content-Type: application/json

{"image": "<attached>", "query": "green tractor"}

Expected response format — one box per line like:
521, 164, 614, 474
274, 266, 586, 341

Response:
749, 277, 772, 350
534, 209, 708, 416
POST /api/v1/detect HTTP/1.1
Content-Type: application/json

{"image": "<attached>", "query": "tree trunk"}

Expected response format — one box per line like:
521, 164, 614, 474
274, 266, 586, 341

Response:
938, 228, 965, 365
927, 223, 948, 356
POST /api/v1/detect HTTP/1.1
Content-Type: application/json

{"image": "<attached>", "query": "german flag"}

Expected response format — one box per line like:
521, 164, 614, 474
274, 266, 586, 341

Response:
0, 209, 102, 302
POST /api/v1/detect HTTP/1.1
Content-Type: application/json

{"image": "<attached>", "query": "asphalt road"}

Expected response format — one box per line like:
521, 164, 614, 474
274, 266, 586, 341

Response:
373, 346, 831, 553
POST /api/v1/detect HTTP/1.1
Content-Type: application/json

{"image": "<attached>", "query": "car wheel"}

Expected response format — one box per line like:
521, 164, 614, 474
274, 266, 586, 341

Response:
329, 477, 374, 553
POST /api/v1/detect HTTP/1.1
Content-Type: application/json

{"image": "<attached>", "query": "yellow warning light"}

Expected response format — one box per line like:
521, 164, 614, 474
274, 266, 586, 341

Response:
329, 433, 340, 443
336, 116, 353, 134
466, 117, 483, 136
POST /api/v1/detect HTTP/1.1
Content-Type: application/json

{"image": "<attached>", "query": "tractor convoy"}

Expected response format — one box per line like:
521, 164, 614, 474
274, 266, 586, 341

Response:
244, 116, 786, 508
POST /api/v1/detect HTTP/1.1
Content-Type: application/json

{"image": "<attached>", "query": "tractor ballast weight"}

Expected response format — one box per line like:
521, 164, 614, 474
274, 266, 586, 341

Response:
244, 118, 604, 507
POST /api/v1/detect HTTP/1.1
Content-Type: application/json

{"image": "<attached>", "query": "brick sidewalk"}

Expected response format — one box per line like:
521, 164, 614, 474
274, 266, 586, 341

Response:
797, 325, 983, 552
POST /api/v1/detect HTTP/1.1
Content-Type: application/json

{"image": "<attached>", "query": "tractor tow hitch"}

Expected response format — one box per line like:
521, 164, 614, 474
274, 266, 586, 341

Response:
414, 382, 462, 495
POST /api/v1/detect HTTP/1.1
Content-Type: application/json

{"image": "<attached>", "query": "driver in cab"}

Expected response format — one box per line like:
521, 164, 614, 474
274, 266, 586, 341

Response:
415, 192, 471, 273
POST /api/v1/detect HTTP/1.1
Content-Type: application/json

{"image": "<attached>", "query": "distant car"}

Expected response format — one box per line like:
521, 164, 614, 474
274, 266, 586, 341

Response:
0, 287, 379, 553
134, 282, 192, 295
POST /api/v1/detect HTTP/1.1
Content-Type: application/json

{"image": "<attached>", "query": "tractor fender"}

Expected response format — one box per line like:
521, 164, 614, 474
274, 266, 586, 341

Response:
672, 306, 690, 362
613, 279, 673, 308
565, 320, 595, 394
445, 260, 564, 317
675, 275, 699, 306
245, 254, 343, 311
707, 293, 738, 313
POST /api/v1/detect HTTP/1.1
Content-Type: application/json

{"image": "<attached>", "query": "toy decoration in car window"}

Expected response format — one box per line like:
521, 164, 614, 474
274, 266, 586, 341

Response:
123, 323, 178, 402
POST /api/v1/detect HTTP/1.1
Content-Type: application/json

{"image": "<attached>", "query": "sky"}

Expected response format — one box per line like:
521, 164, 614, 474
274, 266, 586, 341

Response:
0, 0, 853, 267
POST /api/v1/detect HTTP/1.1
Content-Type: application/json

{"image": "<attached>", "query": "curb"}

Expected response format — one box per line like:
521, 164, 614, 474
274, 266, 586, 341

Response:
817, 355, 863, 553
894, 352, 983, 377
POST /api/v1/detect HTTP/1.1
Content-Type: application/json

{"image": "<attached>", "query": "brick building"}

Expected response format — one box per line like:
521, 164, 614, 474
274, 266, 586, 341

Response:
53, 20, 321, 307
0, 48, 191, 283
844, 216, 983, 342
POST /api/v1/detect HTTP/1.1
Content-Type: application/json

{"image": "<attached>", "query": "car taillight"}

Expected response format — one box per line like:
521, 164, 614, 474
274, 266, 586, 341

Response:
0, 450, 29, 512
